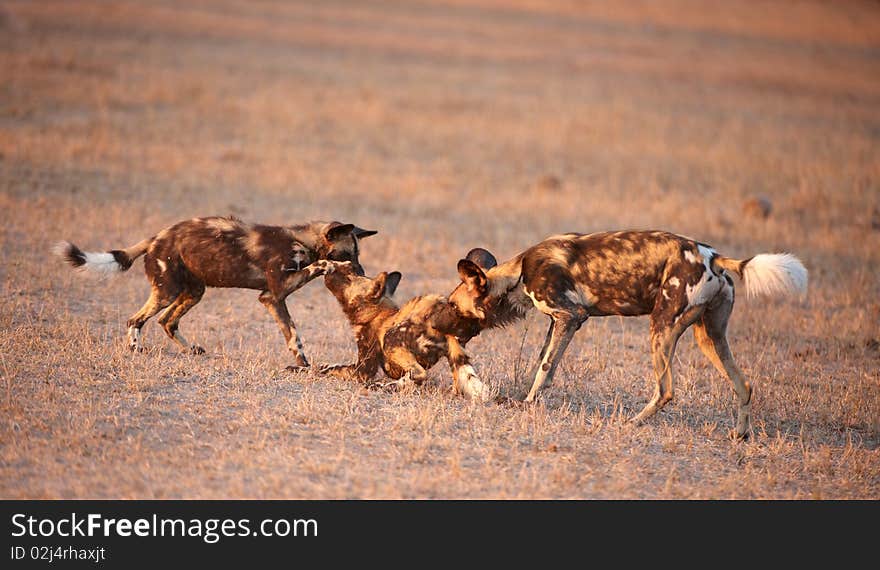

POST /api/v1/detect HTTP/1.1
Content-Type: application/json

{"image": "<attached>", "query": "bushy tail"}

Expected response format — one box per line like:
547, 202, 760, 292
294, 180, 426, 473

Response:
714, 253, 808, 298
54, 237, 152, 275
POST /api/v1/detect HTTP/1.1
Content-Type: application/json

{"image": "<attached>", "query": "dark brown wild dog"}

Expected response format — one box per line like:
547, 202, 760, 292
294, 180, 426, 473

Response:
320, 261, 491, 400
449, 232, 808, 439
56, 216, 376, 369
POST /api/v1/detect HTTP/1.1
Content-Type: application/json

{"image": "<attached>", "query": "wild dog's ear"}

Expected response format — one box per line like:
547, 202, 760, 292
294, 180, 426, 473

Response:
353, 226, 378, 239
465, 247, 497, 270
324, 223, 355, 243
384, 271, 402, 297
457, 259, 488, 294
371, 272, 390, 300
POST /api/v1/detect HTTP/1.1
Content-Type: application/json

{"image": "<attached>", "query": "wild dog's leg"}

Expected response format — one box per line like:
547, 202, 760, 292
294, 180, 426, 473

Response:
537, 320, 554, 363
446, 335, 491, 401
278, 259, 344, 296
265, 260, 347, 369
320, 361, 380, 384
693, 293, 752, 440
320, 329, 381, 384
126, 289, 177, 351
520, 267, 590, 402
319, 364, 359, 381
632, 303, 704, 425
157, 281, 206, 354
380, 347, 427, 390
382, 365, 427, 391
524, 312, 585, 402
258, 291, 309, 368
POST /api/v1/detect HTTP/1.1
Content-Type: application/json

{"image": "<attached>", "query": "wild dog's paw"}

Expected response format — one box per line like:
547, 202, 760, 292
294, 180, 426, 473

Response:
189, 345, 206, 355
456, 365, 494, 402
317, 363, 347, 375
376, 378, 407, 391
376, 370, 423, 393
309, 260, 327, 273
291, 353, 310, 367
317, 260, 352, 275
316, 363, 366, 382
729, 428, 751, 442
464, 379, 495, 402
285, 365, 310, 373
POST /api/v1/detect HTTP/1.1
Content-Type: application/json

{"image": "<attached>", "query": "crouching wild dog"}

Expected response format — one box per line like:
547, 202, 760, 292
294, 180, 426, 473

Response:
321, 261, 491, 401
450, 232, 808, 439
56, 216, 376, 368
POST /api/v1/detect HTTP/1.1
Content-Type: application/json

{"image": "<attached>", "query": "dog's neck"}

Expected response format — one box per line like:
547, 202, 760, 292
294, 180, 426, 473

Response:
483, 255, 530, 329
332, 292, 398, 329
486, 255, 524, 298
284, 224, 324, 253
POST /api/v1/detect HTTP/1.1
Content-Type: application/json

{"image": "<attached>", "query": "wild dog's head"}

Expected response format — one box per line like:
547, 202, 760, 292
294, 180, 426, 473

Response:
316, 223, 378, 276
449, 247, 527, 330
448, 248, 498, 323
324, 261, 401, 323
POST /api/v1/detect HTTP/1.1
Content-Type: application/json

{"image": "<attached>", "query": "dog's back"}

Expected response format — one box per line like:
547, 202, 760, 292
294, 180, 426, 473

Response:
519, 231, 696, 317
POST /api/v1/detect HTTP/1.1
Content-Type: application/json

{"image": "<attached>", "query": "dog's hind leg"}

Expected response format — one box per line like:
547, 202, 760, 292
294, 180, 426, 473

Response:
158, 281, 206, 354
632, 300, 704, 425
693, 292, 752, 440
126, 289, 176, 352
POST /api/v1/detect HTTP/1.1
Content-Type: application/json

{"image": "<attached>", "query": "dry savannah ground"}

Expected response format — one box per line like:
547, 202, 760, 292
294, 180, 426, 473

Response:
1, 0, 878, 499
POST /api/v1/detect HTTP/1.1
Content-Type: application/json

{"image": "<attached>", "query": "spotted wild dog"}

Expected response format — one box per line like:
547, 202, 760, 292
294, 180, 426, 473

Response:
55, 216, 376, 369
449, 232, 808, 439
320, 261, 491, 401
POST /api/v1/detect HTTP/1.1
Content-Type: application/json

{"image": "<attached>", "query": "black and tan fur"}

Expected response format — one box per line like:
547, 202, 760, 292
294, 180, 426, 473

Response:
320, 262, 490, 400
56, 216, 376, 368
450, 231, 808, 438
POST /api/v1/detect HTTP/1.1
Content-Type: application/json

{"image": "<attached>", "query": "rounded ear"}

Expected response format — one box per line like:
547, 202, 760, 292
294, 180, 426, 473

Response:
465, 247, 498, 270
385, 271, 402, 297
371, 272, 389, 299
324, 223, 355, 243
457, 259, 488, 293
353, 226, 378, 239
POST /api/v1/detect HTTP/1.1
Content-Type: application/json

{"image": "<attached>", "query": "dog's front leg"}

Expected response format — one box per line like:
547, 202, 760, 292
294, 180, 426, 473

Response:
524, 313, 584, 402
258, 290, 309, 369
278, 259, 349, 296
265, 261, 349, 370
446, 336, 492, 401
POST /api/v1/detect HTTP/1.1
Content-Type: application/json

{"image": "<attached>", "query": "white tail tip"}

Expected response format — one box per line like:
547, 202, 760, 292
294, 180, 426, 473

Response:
743, 253, 808, 298
54, 241, 122, 275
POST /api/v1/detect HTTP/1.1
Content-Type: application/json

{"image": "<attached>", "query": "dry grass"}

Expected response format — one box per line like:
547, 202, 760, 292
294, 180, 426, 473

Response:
1, 0, 878, 499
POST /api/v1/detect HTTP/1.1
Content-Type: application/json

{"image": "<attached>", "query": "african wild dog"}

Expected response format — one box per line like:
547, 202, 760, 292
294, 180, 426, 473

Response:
320, 261, 491, 401
449, 232, 808, 439
56, 216, 376, 369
